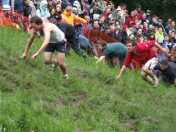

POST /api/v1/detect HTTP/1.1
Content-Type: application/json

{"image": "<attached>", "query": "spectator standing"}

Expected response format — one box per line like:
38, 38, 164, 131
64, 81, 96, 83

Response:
36, 0, 50, 20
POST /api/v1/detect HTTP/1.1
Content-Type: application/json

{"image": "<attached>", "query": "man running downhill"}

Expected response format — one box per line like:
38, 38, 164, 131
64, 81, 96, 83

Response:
21, 16, 68, 79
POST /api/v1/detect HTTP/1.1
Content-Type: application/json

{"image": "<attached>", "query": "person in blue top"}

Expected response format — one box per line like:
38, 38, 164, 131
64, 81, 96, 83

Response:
96, 42, 127, 66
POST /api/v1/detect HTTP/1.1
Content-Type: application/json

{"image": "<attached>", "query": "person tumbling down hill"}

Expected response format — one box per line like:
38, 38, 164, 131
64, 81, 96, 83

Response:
96, 42, 127, 67
141, 57, 159, 87
116, 40, 169, 79
142, 46, 176, 87
153, 56, 176, 86
21, 16, 69, 79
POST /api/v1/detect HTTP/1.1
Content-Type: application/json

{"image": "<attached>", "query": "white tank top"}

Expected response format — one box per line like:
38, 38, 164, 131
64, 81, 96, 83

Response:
49, 23, 66, 43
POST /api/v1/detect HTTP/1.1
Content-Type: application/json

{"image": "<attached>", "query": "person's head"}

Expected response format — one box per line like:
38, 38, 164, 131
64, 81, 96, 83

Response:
47, 0, 53, 6
152, 16, 158, 23
158, 56, 169, 70
170, 31, 175, 38
56, 4, 62, 12
171, 21, 175, 27
164, 35, 169, 41
107, 4, 112, 10
127, 41, 136, 52
158, 27, 163, 33
93, 20, 100, 29
65, 6, 72, 16
149, 33, 155, 40
85, 15, 90, 22
149, 24, 154, 30
30, 16, 43, 31
131, 10, 137, 17
168, 18, 172, 23
154, 26, 159, 32
106, 8, 111, 14
137, 29, 143, 35
137, 35, 144, 43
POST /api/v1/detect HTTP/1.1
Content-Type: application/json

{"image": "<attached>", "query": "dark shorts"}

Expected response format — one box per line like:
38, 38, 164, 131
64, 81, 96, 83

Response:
45, 41, 66, 53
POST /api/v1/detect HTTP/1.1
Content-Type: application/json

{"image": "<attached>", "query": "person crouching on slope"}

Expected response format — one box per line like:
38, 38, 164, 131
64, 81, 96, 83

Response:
116, 40, 168, 80
141, 57, 159, 87
96, 42, 127, 67
21, 16, 69, 79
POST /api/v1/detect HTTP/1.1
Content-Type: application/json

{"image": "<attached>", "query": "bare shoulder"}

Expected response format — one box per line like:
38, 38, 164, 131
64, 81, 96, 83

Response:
43, 23, 52, 32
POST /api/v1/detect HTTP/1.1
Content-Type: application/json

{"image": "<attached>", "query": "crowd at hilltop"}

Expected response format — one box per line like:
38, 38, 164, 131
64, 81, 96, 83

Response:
0, 0, 176, 86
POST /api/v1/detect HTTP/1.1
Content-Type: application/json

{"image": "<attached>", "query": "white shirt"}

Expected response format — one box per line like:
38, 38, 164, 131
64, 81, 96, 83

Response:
43, 22, 66, 43
142, 57, 158, 71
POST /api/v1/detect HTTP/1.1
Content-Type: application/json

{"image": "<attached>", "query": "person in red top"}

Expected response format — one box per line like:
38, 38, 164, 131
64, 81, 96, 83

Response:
116, 40, 168, 79
124, 40, 157, 68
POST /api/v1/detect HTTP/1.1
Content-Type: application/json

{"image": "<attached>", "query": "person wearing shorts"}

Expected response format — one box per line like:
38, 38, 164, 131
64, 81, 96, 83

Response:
21, 16, 68, 79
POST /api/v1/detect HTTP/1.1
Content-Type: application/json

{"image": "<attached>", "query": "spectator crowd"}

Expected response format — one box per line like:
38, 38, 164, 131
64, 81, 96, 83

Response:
0, 0, 176, 86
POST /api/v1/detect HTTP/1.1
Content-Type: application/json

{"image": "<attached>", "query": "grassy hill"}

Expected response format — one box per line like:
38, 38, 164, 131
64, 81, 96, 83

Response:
0, 27, 176, 132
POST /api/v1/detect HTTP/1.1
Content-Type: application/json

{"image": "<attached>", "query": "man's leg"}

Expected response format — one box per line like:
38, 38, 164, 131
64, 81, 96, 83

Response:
69, 34, 87, 57
141, 69, 159, 86
43, 52, 53, 65
57, 52, 68, 76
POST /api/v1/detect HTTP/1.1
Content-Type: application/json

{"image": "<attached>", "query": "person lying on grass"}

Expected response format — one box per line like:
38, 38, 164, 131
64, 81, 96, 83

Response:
116, 40, 168, 80
96, 42, 127, 67
21, 16, 69, 79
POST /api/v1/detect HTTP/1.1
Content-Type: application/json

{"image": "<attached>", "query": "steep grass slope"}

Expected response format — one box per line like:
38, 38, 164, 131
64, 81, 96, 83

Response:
0, 27, 176, 132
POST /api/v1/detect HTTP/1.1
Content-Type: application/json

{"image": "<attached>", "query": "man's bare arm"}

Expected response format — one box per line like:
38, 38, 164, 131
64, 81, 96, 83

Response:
21, 32, 36, 59
31, 27, 50, 59
155, 42, 169, 55
116, 65, 126, 79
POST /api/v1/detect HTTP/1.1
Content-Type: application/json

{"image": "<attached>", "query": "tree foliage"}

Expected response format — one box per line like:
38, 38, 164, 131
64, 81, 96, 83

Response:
111, 0, 176, 19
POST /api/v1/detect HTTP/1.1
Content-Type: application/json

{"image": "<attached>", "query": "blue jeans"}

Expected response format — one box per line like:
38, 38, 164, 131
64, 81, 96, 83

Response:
57, 23, 87, 57
79, 35, 92, 49
74, 25, 82, 40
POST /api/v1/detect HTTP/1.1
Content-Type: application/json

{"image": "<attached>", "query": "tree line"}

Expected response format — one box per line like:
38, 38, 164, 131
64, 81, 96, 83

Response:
112, 0, 176, 19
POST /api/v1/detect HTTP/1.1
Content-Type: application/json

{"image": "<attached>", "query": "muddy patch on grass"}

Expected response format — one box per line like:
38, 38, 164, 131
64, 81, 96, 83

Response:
67, 91, 88, 106
54, 97, 66, 108
74, 68, 91, 79
123, 119, 139, 131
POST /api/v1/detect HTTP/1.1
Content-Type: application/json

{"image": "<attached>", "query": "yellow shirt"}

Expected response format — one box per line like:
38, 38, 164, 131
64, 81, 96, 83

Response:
155, 31, 164, 43
61, 10, 87, 26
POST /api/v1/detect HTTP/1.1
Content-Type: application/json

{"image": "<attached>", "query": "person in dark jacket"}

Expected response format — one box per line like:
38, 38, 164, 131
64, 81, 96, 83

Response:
56, 15, 87, 57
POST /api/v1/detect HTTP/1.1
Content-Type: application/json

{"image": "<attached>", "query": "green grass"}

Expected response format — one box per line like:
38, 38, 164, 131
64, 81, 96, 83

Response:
0, 27, 176, 132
